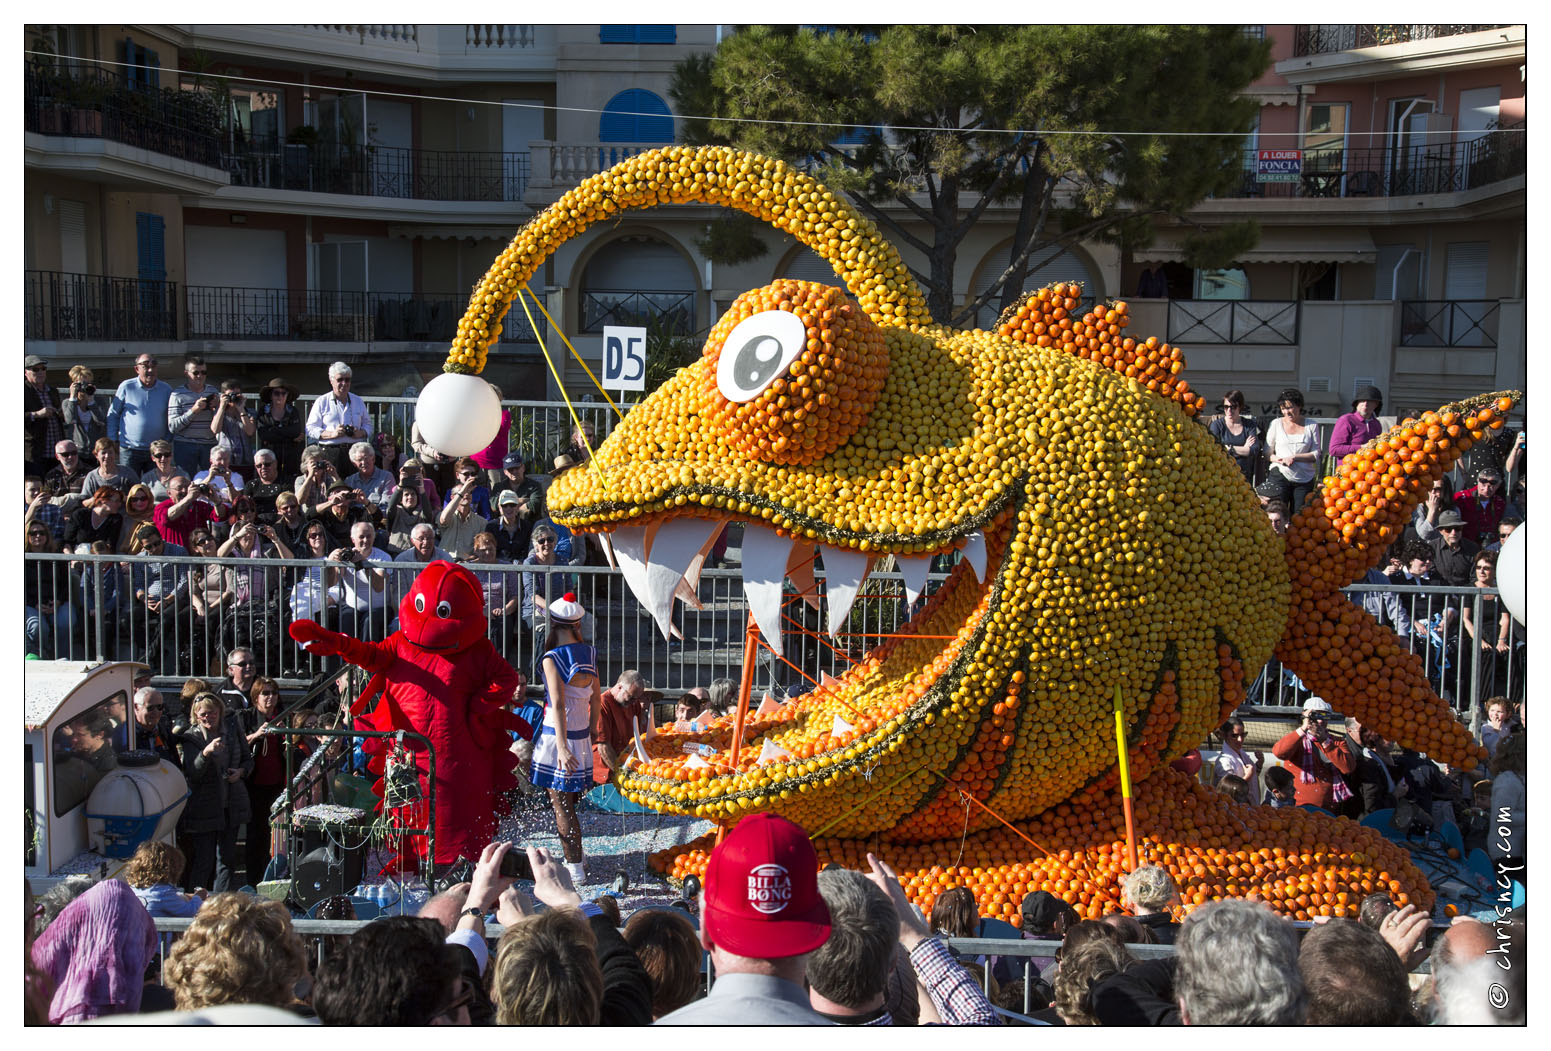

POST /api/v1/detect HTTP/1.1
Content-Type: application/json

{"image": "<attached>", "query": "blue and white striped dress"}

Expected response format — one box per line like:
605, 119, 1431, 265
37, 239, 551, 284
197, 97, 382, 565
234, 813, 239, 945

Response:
530, 641, 598, 793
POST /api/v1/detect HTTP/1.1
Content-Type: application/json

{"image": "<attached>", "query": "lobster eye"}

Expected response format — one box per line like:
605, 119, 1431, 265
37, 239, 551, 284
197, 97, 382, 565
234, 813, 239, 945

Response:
436, 600, 452, 619
716, 309, 807, 403
414, 594, 426, 614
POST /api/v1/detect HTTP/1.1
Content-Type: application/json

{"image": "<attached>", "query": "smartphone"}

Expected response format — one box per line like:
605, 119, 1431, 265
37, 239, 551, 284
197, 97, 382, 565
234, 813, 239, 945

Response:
499, 849, 534, 881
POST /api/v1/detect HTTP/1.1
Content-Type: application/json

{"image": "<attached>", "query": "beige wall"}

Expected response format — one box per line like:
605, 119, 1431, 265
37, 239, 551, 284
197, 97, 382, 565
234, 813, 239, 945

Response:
100, 191, 185, 283
24, 176, 105, 273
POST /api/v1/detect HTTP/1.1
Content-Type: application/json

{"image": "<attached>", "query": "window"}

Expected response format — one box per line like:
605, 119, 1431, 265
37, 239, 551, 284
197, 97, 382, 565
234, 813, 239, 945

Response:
1375, 245, 1423, 300
119, 38, 160, 90
599, 26, 676, 44
1194, 267, 1249, 300
52, 693, 127, 816
1303, 102, 1348, 173
599, 90, 673, 143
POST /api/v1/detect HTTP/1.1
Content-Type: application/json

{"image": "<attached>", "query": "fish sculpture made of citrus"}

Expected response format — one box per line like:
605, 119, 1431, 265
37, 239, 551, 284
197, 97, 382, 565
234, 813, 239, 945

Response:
437, 145, 1518, 922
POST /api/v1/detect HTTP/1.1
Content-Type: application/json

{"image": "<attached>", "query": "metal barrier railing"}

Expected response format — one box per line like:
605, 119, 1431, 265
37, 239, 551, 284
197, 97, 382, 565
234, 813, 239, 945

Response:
26, 553, 1519, 731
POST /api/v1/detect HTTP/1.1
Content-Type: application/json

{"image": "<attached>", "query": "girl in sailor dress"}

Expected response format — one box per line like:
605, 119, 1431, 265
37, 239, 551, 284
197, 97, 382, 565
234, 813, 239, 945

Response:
529, 592, 600, 885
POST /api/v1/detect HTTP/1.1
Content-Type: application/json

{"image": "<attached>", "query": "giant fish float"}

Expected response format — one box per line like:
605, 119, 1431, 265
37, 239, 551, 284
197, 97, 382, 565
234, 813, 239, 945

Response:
418, 145, 1518, 921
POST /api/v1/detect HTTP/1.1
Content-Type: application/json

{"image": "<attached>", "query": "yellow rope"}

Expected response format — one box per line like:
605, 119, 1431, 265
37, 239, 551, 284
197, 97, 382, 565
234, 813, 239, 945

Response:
519, 284, 626, 420
514, 290, 608, 493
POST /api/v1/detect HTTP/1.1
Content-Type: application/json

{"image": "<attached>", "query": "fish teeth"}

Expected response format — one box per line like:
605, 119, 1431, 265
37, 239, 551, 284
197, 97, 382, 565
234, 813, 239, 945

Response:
739, 524, 795, 657
640, 518, 725, 640
818, 543, 872, 639
896, 553, 932, 605
962, 531, 987, 582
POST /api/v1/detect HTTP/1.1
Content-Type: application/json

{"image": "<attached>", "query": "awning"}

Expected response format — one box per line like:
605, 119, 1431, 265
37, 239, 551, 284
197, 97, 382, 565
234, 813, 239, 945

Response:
1134, 227, 1377, 265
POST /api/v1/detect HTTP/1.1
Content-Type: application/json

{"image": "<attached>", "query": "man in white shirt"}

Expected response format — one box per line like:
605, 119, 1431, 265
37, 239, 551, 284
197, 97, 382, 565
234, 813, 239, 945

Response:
192, 446, 245, 510
390, 523, 452, 620
331, 520, 391, 641
305, 361, 370, 478
345, 440, 395, 512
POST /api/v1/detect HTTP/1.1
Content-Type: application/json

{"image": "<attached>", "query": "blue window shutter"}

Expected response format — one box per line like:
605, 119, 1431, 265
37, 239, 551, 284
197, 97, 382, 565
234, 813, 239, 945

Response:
136, 212, 166, 282
599, 25, 676, 44
599, 89, 673, 143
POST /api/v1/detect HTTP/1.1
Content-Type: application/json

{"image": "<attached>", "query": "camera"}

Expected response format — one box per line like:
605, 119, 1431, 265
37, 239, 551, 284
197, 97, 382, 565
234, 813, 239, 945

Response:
223, 392, 240, 404
74, 382, 95, 396
498, 850, 534, 881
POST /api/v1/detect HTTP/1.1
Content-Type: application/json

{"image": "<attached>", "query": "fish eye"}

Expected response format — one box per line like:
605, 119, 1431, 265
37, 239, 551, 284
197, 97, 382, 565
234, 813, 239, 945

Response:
716, 309, 807, 403
436, 600, 452, 619
414, 594, 426, 613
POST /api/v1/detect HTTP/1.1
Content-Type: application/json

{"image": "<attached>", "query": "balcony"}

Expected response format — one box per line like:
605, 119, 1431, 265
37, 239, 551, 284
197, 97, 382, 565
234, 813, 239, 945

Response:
1400, 300, 1500, 347
180, 24, 557, 79
224, 141, 530, 201
24, 272, 542, 345
580, 290, 696, 335
1221, 126, 1524, 200
527, 142, 660, 197
23, 61, 230, 192
1168, 301, 1299, 345
1292, 24, 1513, 56
25, 272, 179, 341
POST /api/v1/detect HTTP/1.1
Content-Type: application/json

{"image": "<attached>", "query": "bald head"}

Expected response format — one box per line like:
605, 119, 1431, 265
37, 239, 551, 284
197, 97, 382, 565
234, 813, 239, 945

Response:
418, 883, 472, 934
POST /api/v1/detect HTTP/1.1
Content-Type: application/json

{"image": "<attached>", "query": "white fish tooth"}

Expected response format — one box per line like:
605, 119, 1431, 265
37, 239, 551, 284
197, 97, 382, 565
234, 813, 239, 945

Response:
643, 518, 723, 640
740, 524, 795, 658
832, 714, 855, 737
679, 517, 730, 596
786, 542, 822, 611
896, 553, 933, 605
962, 531, 987, 583
819, 543, 872, 639
673, 577, 704, 612
611, 522, 656, 615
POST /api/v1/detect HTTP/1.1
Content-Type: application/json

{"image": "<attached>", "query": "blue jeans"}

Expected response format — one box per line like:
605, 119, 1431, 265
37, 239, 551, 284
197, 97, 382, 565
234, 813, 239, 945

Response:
25, 602, 77, 659
172, 438, 216, 476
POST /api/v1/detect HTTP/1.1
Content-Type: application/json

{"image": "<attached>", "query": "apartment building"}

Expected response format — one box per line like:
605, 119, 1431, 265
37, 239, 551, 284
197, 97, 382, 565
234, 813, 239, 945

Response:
24, 24, 1525, 416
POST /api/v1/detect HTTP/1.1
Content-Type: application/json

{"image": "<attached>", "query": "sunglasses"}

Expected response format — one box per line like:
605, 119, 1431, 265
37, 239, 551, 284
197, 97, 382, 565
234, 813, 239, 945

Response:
152, 452, 172, 459
188, 369, 207, 375
1440, 526, 1462, 532
534, 538, 555, 546
142, 704, 164, 712
136, 361, 157, 368
59, 451, 79, 458
432, 984, 474, 1023
230, 660, 254, 668
28, 530, 49, 538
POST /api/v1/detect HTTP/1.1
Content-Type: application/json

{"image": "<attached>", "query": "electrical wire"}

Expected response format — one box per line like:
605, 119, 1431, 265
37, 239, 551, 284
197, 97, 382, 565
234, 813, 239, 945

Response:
29, 47, 1518, 142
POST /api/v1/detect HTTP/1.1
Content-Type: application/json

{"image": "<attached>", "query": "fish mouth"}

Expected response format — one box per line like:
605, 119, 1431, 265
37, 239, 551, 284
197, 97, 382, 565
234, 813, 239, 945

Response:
551, 492, 1014, 818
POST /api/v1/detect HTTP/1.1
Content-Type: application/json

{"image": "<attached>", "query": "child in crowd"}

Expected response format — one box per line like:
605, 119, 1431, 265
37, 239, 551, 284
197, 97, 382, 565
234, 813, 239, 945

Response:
1263, 766, 1297, 807
124, 840, 205, 917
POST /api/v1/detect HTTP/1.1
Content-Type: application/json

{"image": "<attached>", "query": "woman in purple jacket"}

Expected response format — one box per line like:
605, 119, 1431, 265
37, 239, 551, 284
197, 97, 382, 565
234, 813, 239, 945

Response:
1330, 384, 1385, 468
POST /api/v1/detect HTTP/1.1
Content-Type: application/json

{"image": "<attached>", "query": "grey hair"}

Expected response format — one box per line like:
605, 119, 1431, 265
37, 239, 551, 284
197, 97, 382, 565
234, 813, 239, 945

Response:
707, 677, 736, 714
133, 686, 162, 709
328, 361, 353, 381
1428, 916, 1525, 1024
349, 441, 373, 461
351, 521, 376, 541
615, 669, 646, 690
254, 448, 277, 465
807, 869, 898, 1009
34, 875, 98, 938
1119, 865, 1178, 911
410, 522, 436, 542
1175, 899, 1305, 1025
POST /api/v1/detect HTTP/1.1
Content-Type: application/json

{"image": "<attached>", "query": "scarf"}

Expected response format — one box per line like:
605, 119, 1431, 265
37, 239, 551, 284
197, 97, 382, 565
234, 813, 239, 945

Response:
1298, 731, 1352, 803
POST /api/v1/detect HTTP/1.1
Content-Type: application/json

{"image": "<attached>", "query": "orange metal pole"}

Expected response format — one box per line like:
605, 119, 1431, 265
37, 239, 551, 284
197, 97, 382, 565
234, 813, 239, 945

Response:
716, 611, 763, 846
1113, 685, 1139, 871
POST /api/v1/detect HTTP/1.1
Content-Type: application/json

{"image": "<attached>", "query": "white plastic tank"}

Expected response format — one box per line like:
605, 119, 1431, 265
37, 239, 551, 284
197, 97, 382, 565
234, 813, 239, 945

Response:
84, 752, 189, 860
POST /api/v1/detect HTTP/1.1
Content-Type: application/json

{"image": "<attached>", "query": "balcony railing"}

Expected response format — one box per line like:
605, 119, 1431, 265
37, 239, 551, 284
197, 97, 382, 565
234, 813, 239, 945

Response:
1168, 300, 1298, 344
1400, 300, 1500, 348
184, 285, 541, 343
580, 290, 696, 335
1225, 126, 1525, 200
24, 271, 178, 341
1292, 24, 1512, 56
529, 142, 659, 189
224, 142, 531, 201
23, 61, 224, 168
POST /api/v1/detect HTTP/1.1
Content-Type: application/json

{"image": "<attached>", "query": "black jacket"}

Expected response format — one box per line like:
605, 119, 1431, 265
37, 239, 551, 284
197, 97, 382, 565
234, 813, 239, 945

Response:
1091, 957, 1180, 1026
592, 913, 653, 1025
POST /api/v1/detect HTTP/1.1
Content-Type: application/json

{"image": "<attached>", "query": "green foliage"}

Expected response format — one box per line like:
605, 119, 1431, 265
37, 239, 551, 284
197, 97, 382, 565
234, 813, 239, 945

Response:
694, 210, 771, 266
643, 317, 700, 395
674, 25, 1271, 324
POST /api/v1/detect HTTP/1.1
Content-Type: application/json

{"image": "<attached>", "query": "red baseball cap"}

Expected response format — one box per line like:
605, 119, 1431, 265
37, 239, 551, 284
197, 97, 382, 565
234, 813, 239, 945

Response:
701, 813, 832, 958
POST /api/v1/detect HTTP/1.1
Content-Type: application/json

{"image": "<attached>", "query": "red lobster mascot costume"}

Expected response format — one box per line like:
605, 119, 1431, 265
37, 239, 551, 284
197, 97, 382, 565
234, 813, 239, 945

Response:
288, 560, 531, 867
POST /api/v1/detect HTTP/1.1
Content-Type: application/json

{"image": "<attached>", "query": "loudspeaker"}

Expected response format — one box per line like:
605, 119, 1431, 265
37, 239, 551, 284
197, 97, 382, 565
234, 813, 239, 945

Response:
290, 843, 365, 912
